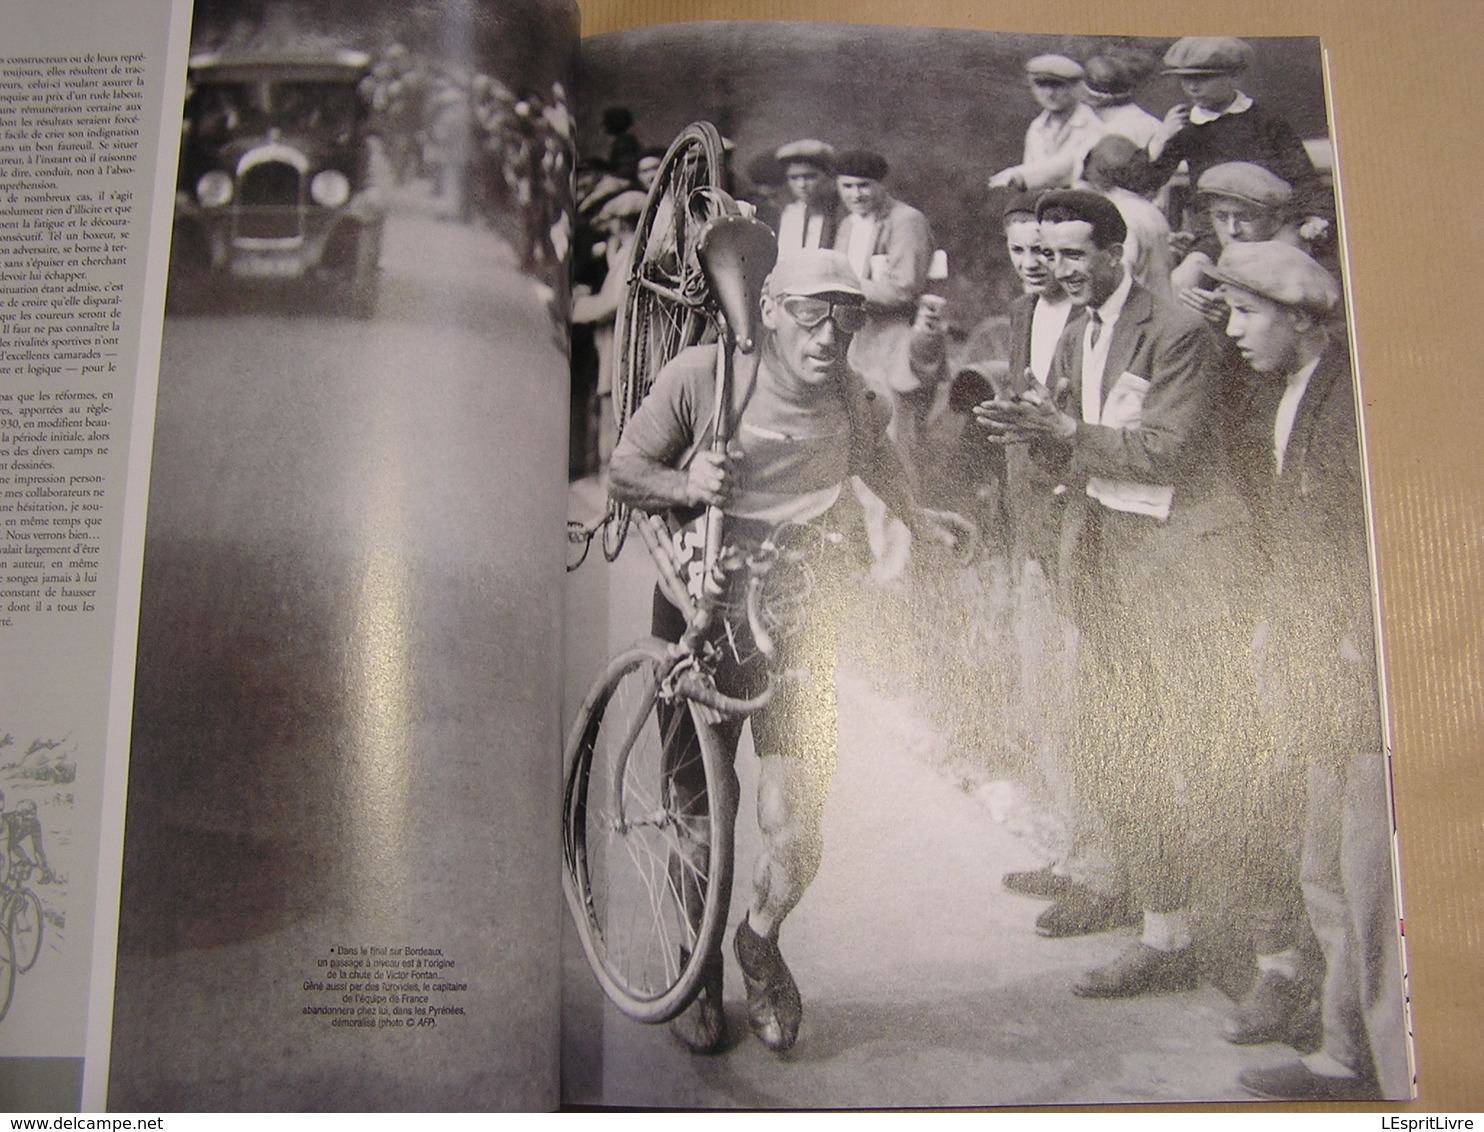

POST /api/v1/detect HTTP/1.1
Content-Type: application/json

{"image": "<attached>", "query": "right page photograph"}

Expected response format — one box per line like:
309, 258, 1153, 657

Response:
560, 23, 1410, 1109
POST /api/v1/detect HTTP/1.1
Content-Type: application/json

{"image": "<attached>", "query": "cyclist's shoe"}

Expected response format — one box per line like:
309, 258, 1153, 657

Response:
734, 916, 801, 1053
669, 949, 727, 1055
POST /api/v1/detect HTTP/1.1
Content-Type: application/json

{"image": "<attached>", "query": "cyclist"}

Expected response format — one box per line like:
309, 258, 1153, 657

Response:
609, 247, 963, 1056
3, 799, 54, 887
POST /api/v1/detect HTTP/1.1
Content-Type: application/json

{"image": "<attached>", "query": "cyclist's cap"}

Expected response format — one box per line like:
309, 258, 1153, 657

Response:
767, 249, 864, 299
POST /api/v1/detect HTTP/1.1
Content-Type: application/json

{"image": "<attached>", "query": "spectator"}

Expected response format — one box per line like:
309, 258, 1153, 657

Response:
1149, 37, 1330, 242
774, 138, 841, 250
989, 54, 1106, 192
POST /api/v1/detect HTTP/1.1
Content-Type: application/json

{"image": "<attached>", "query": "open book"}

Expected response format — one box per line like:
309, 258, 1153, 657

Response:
0, 0, 1414, 1112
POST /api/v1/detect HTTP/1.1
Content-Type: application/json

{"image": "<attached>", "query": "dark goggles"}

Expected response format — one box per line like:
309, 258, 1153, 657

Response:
778, 295, 867, 333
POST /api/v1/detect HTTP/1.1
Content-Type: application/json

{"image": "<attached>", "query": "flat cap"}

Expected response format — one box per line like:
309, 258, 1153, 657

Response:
1163, 37, 1253, 75
775, 138, 836, 169
1197, 162, 1294, 208
1036, 188, 1128, 247
1025, 54, 1084, 82
835, 149, 889, 181
596, 189, 647, 223
1205, 241, 1340, 315
767, 249, 864, 299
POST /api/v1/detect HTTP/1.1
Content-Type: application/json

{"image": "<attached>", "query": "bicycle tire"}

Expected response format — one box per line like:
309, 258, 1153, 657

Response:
604, 122, 726, 563
562, 637, 736, 1023
9, 889, 42, 974
0, 924, 14, 1023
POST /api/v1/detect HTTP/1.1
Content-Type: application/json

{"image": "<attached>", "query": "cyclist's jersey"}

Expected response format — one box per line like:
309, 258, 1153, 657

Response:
618, 341, 906, 531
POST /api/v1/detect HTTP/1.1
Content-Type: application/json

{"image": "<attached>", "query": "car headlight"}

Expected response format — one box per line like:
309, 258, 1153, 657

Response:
196, 170, 233, 207
310, 170, 351, 208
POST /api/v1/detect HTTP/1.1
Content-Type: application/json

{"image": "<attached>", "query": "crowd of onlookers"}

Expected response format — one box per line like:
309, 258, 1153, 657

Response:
567, 36, 1406, 1102
357, 44, 575, 285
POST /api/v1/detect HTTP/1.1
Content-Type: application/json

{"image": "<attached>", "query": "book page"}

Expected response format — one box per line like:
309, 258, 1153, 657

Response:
0, 0, 190, 1111
84, 0, 578, 1113
560, 21, 1410, 1109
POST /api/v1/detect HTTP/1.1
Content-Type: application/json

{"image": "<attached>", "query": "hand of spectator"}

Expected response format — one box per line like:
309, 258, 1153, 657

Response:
1149, 104, 1189, 158
911, 506, 978, 561
1168, 230, 1198, 259
972, 389, 1075, 442
685, 449, 736, 508
912, 295, 947, 335
1178, 285, 1229, 328
987, 167, 1027, 192
1299, 215, 1332, 243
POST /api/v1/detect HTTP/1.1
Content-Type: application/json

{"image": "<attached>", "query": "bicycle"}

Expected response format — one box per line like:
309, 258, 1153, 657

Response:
562, 122, 973, 1026
2, 861, 44, 975
568, 121, 730, 572
0, 861, 42, 1023
562, 121, 804, 1022
563, 506, 841, 1022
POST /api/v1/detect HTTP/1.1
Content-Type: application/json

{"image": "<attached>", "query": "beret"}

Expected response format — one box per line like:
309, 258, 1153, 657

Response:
768, 249, 865, 298
1036, 188, 1128, 247
1197, 162, 1294, 209
1163, 36, 1253, 75
835, 149, 889, 181
1002, 191, 1042, 223
775, 138, 837, 169
1025, 54, 1084, 82
1205, 241, 1340, 315
745, 152, 786, 188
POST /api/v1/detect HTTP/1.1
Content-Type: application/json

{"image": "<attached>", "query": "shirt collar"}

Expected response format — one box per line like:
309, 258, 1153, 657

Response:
1188, 90, 1253, 126
1089, 270, 1134, 328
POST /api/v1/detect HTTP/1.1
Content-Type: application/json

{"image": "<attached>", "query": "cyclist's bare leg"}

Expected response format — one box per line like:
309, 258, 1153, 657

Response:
746, 747, 833, 936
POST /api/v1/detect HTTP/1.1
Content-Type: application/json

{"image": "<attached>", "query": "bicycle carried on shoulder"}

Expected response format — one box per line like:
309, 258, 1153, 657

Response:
562, 121, 810, 1022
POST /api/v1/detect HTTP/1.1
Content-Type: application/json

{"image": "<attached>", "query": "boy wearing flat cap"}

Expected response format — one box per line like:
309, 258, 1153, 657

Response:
1149, 37, 1330, 243
1208, 242, 1409, 1101
774, 138, 841, 251
1172, 160, 1306, 324
989, 54, 1107, 192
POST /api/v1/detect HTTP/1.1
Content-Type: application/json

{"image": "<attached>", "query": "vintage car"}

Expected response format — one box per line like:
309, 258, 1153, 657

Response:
170, 49, 388, 317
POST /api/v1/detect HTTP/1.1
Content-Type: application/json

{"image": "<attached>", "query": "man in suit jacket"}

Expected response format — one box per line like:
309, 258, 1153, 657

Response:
1207, 242, 1409, 1102
978, 189, 1266, 1000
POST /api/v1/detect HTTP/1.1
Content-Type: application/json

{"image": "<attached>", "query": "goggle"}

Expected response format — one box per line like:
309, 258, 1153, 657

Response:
779, 295, 867, 333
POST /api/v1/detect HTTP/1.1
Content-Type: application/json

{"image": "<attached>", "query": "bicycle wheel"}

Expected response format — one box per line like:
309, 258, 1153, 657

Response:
0, 925, 14, 1023
603, 123, 726, 562
9, 889, 42, 973
563, 637, 736, 1023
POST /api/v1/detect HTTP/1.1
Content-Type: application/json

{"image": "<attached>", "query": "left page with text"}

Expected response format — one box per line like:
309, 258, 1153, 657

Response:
3, 0, 580, 1112
1, 0, 191, 1111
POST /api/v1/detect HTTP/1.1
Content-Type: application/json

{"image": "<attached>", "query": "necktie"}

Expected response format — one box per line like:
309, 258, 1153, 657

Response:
1088, 309, 1103, 350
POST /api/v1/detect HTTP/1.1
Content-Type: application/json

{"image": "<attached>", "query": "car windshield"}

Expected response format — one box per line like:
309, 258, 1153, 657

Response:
191, 78, 361, 138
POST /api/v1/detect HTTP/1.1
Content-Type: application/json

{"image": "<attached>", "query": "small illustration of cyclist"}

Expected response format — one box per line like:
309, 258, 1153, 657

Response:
3, 798, 55, 888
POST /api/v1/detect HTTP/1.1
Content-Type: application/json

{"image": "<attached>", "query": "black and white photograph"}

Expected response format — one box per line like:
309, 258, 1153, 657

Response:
560, 22, 1412, 1108
105, 0, 578, 1110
